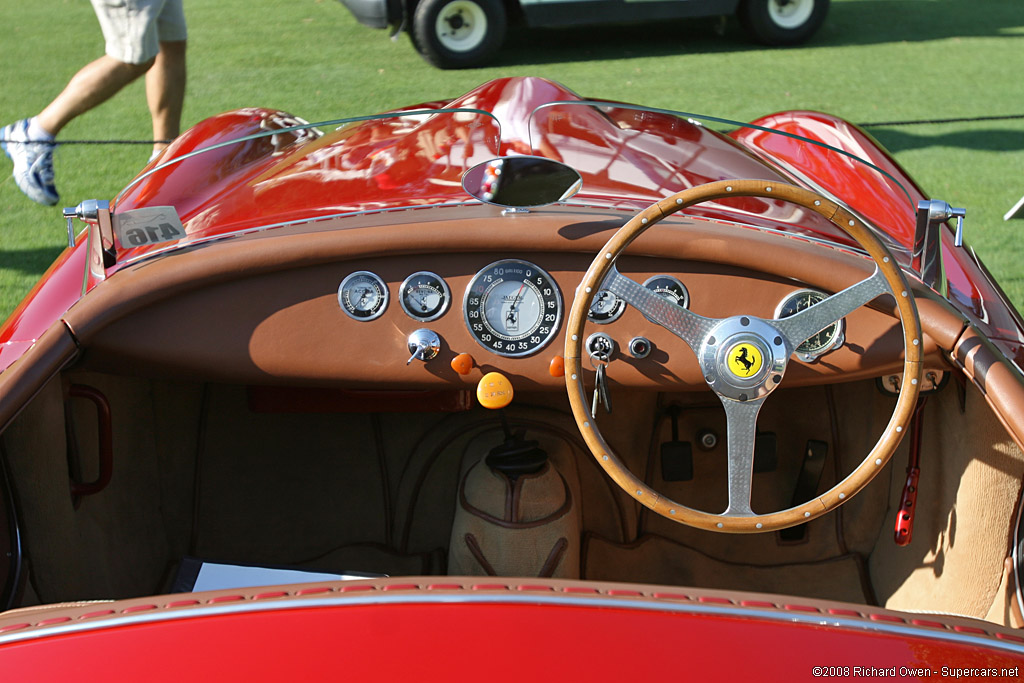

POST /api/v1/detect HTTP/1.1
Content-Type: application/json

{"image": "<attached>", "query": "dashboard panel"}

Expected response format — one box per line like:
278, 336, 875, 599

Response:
177, 251, 914, 391
75, 210, 936, 392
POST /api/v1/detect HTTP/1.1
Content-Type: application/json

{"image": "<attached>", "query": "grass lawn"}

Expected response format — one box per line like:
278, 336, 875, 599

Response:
1, 0, 1022, 320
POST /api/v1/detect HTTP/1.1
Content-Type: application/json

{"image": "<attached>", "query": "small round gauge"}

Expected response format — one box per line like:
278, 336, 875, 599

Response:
338, 271, 389, 321
464, 259, 562, 357
400, 271, 451, 322
643, 275, 690, 309
774, 288, 845, 362
588, 289, 626, 324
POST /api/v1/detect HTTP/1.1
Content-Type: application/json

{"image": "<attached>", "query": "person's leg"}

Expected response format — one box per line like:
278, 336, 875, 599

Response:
146, 40, 186, 155
36, 56, 152, 137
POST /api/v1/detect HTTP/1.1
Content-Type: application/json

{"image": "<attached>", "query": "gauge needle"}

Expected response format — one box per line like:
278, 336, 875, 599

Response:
509, 282, 526, 311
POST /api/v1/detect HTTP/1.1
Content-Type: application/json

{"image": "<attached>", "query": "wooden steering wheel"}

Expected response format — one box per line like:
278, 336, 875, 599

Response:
564, 180, 922, 533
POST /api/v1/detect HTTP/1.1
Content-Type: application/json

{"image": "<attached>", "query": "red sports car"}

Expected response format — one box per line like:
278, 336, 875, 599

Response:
0, 77, 1021, 679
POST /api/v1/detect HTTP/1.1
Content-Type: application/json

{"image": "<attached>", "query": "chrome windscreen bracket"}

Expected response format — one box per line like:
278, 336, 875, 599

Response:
914, 200, 966, 289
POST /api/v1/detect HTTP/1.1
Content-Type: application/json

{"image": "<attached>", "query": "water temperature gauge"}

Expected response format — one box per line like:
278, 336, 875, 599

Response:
400, 271, 451, 322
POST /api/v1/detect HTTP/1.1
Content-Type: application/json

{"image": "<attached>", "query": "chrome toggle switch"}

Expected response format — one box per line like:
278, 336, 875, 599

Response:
407, 329, 441, 365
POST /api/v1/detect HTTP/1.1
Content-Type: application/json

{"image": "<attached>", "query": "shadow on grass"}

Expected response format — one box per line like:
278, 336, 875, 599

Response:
868, 127, 1024, 153
0, 247, 64, 277
491, 0, 1023, 67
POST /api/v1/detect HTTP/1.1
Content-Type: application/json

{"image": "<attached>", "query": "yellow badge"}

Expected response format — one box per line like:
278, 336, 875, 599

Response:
726, 343, 763, 378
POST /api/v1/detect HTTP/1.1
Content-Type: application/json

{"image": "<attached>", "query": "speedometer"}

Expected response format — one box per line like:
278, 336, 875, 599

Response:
464, 259, 562, 357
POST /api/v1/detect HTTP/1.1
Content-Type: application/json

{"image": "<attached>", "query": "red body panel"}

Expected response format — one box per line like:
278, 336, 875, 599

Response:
0, 243, 85, 371
1, 585, 1022, 681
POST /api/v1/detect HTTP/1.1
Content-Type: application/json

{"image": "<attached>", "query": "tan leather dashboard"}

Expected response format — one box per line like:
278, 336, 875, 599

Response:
66, 204, 947, 391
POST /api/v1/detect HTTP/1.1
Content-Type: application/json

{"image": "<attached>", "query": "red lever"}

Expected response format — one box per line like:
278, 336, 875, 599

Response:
894, 396, 928, 546
894, 467, 919, 545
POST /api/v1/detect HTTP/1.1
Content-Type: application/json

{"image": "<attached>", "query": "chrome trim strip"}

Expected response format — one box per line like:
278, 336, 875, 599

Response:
2, 592, 1022, 655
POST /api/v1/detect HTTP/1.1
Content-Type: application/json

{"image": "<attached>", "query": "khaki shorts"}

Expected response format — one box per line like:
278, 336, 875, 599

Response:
91, 0, 187, 65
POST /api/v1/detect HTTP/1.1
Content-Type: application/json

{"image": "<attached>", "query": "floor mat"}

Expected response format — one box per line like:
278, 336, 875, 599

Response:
584, 533, 870, 604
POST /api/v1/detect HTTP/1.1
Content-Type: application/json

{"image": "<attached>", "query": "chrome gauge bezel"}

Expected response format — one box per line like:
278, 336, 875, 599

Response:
338, 270, 389, 321
774, 288, 845, 362
399, 271, 451, 322
587, 289, 626, 324
464, 259, 563, 358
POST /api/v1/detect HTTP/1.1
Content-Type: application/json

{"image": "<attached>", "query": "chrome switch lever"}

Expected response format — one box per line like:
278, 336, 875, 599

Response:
406, 329, 441, 365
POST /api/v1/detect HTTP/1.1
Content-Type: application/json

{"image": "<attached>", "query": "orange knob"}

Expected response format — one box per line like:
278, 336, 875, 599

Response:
451, 353, 474, 376
548, 355, 565, 377
476, 372, 513, 409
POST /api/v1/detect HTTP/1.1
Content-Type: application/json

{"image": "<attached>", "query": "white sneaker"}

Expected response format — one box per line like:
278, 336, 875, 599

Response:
1, 119, 58, 206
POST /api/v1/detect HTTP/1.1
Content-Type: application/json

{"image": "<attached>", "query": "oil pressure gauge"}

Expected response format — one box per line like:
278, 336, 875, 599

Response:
400, 271, 451, 322
643, 275, 690, 309
775, 288, 845, 362
338, 271, 389, 321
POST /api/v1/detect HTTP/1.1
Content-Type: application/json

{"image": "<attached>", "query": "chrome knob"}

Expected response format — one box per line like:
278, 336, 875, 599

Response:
407, 329, 441, 365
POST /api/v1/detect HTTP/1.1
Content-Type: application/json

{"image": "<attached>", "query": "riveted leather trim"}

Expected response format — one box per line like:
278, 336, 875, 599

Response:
952, 326, 1024, 450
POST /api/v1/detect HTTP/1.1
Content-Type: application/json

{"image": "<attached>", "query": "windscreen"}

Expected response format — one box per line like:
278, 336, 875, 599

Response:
526, 101, 921, 269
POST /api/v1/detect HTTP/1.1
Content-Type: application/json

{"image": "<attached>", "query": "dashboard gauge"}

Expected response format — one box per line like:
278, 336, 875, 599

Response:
641, 275, 690, 322
338, 271, 389, 321
774, 288, 845, 362
400, 271, 451, 322
588, 289, 626, 324
464, 259, 562, 357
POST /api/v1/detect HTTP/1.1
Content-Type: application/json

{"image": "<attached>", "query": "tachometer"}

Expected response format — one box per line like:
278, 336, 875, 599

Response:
774, 288, 845, 362
464, 259, 562, 357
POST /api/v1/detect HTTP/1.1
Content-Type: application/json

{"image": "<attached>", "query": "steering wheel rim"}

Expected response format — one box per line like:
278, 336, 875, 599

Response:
564, 179, 922, 533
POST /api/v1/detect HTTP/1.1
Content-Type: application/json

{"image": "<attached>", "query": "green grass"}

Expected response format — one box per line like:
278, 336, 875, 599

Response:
2, 0, 1023, 320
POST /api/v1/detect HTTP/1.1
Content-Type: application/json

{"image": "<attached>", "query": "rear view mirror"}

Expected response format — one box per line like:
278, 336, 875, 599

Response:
463, 156, 582, 209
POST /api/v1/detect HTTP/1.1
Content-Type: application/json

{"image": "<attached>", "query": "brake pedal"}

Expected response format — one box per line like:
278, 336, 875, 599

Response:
660, 405, 693, 482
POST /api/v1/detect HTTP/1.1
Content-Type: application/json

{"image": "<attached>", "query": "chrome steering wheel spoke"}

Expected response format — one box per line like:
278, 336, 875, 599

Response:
773, 267, 888, 353
602, 266, 716, 350
720, 395, 765, 517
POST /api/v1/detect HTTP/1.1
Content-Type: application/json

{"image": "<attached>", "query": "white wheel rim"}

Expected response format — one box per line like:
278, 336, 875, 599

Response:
435, 0, 488, 53
768, 0, 814, 30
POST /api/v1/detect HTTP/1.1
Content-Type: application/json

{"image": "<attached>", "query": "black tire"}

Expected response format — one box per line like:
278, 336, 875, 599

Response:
411, 0, 506, 69
738, 0, 829, 46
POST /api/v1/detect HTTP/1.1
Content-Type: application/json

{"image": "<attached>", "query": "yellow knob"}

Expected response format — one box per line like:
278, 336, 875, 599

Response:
477, 372, 514, 409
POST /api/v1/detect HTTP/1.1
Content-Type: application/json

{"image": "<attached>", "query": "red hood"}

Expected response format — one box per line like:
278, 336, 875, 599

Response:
111, 77, 918, 265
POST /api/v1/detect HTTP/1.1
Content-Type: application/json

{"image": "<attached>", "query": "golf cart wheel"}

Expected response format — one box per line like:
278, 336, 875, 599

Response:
412, 0, 507, 68
738, 0, 829, 46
